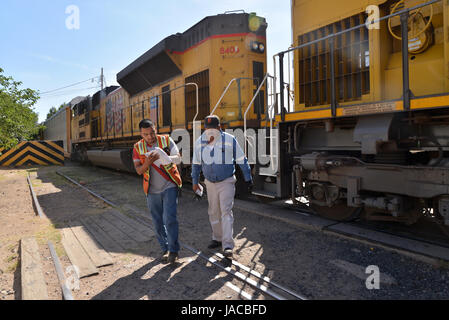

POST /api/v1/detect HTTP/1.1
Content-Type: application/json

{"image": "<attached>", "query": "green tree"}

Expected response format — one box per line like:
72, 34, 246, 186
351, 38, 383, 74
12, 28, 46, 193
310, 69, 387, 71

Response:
46, 106, 58, 120
0, 68, 41, 150
46, 103, 66, 120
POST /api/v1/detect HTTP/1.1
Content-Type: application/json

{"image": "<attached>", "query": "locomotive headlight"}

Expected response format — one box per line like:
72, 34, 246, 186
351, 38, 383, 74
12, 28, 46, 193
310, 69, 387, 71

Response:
251, 42, 259, 51
258, 43, 265, 53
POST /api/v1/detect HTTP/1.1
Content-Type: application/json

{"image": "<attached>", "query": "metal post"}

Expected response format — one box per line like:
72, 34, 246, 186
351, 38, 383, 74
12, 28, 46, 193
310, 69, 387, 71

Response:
100, 67, 104, 91
106, 109, 108, 140
401, 12, 411, 111
237, 78, 242, 120
157, 99, 160, 132
279, 53, 285, 121
130, 105, 133, 136
99, 108, 102, 140
113, 109, 116, 138
330, 37, 337, 117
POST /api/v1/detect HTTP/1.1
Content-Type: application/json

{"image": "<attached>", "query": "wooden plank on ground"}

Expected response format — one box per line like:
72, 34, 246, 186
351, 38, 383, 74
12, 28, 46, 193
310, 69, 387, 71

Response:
80, 216, 124, 256
102, 210, 150, 242
89, 214, 140, 250
108, 210, 154, 239
21, 237, 49, 300
61, 228, 98, 278
68, 221, 114, 267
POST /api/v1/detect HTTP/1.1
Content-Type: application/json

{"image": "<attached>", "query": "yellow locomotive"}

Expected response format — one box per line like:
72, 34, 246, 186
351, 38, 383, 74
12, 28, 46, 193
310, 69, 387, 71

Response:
67, 1, 449, 227
258, 0, 449, 226
70, 11, 267, 178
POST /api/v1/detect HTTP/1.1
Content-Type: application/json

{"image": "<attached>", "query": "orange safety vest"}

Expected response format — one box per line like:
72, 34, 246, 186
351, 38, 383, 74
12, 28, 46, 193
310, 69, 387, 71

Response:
134, 135, 182, 195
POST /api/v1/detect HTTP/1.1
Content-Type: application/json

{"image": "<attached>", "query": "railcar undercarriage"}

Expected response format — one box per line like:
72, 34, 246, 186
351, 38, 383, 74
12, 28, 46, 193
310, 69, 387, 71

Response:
283, 109, 449, 227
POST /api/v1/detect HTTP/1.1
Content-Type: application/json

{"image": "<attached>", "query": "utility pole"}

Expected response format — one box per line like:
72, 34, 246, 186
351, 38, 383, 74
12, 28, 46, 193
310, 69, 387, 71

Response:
100, 67, 104, 91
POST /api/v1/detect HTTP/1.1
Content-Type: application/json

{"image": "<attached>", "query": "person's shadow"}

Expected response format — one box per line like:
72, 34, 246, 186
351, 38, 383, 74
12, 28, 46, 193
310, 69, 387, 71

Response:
92, 252, 235, 300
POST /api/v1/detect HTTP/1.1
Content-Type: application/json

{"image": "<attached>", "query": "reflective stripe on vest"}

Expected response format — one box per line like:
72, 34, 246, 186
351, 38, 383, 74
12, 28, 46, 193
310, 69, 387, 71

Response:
134, 136, 182, 195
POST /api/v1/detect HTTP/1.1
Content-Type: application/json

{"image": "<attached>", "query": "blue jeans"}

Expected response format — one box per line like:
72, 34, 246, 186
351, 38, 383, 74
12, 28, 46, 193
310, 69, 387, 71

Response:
146, 187, 180, 253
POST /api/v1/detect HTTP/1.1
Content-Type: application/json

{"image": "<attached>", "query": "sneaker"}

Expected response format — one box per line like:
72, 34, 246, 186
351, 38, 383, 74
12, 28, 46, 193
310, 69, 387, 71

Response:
208, 240, 222, 249
168, 252, 179, 264
223, 248, 233, 259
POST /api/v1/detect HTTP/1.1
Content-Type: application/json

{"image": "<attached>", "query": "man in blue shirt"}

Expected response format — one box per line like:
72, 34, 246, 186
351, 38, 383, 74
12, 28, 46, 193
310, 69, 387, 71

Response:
192, 115, 253, 258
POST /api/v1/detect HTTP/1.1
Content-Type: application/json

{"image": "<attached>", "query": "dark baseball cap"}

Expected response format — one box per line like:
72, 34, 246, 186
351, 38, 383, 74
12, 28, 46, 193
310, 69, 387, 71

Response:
204, 115, 220, 128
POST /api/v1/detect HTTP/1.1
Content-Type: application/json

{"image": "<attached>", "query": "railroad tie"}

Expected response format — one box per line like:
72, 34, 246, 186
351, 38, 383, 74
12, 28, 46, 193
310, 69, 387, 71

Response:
21, 237, 49, 300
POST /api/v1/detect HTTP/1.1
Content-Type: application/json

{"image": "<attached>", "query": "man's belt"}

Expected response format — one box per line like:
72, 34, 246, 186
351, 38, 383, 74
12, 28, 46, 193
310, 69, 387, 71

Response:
206, 175, 233, 184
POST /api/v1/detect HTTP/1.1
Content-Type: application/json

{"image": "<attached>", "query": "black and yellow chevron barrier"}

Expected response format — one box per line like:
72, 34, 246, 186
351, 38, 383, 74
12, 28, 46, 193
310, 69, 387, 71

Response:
0, 141, 64, 167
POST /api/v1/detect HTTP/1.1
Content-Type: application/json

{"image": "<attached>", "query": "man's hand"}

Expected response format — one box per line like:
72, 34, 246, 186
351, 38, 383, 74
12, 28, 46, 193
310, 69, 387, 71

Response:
193, 184, 200, 193
145, 153, 160, 166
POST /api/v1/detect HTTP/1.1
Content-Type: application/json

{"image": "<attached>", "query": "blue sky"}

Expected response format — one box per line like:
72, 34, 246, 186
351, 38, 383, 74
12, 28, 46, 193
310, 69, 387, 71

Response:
0, 0, 292, 122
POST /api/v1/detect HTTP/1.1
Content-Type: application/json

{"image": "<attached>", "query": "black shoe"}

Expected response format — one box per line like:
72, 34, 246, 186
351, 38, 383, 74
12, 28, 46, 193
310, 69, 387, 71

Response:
223, 248, 233, 259
168, 252, 179, 264
160, 251, 169, 264
208, 240, 222, 249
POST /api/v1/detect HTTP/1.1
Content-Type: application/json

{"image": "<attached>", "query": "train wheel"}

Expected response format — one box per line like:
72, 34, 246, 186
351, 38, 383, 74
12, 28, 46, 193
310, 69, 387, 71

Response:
310, 202, 362, 222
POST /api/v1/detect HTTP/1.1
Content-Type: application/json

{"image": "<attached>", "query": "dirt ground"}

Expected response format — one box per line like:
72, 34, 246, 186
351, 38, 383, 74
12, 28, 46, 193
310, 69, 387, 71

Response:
0, 168, 62, 300
1, 163, 449, 300
0, 165, 250, 300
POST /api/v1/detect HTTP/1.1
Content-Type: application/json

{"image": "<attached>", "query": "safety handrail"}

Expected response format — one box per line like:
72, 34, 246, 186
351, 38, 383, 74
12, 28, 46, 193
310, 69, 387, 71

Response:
267, 100, 277, 172
243, 73, 274, 155
210, 78, 239, 116
210, 77, 261, 119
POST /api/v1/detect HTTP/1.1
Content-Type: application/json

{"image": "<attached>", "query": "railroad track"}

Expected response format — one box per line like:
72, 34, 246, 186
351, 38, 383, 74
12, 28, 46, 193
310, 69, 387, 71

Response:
280, 202, 449, 250
56, 171, 307, 301
62, 165, 449, 261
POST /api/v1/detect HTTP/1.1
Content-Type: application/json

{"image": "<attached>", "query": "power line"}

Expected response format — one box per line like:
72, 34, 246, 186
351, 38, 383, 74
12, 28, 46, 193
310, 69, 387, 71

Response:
39, 76, 100, 95
38, 86, 100, 99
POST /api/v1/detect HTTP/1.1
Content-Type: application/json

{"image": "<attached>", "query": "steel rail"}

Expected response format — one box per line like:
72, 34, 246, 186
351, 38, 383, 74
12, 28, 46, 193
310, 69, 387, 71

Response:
48, 241, 74, 300
213, 252, 307, 300
180, 243, 288, 300
27, 173, 44, 218
56, 171, 307, 300
56, 171, 118, 208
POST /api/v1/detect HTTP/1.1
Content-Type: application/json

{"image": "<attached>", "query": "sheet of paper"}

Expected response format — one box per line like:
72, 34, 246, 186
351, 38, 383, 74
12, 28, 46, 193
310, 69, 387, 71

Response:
145, 147, 172, 166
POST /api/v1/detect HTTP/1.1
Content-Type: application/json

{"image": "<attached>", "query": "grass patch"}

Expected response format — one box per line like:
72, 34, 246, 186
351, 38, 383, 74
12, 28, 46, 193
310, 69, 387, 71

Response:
45, 172, 69, 187
34, 224, 65, 258
6, 260, 19, 273
31, 179, 43, 187
6, 243, 17, 252
4, 254, 18, 263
